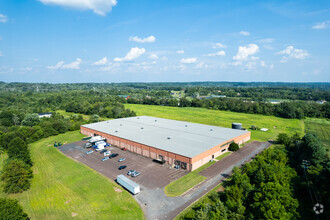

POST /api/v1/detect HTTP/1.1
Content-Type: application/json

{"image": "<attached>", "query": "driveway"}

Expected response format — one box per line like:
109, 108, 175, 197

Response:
59, 141, 271, 220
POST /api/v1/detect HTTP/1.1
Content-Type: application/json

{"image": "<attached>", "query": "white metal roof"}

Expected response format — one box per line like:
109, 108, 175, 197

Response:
82, 116, 249, 158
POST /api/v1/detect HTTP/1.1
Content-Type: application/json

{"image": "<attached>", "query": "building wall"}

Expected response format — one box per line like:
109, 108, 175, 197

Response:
81, 126, 192, 170
81, 126, 251, 172
190, 131, 251, 171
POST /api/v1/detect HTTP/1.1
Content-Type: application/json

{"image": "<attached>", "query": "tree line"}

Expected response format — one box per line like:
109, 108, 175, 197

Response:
180, 132, 329, 219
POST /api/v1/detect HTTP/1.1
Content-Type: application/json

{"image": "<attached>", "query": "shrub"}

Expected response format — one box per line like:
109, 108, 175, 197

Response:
0, 197, 29, 219
229, 142, 239, 151
1, 159, 33, 193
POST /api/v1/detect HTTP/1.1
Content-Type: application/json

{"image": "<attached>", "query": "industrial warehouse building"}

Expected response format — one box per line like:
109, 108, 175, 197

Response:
80, 116, 250, 171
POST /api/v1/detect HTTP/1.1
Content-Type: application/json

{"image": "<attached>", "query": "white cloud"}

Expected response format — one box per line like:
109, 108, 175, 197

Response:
312, 21, 330, 29
21, 67, 33, 71
213, 43, 227, 49
277, 46, 309, 62
148, 53, 158, 59
251, 56, 259, 60
0, 51, 3, 56
114, 47, 146, 62
176, 50, 185, 54
38, 0, 117, 16
62, 58, 82, 69
240, 31, 250, 36
233, 44, 259, 61
195, 62, 208, 69
129, 35, 156, 43
99, 62, 120, 71
93, 57, 108, 65
0, 14, 8, 23
205, 50, 226, 57
180, 57, 197, 64
47, 58, 82, 69
47, 61, 64, 69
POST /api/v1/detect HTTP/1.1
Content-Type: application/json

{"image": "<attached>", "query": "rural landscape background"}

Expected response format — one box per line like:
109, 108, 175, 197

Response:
0, 0, 329, 220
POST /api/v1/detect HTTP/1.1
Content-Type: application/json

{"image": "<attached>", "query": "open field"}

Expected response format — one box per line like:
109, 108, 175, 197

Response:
125, 104, 304, 142
164, 152, 231, 197
0, 131, 144, 220
56, 110, 110, 121
305, 118, 330, 150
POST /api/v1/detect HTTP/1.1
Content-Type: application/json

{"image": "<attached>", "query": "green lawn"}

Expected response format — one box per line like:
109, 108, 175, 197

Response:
1, 131, 144, 220
125, 104, 304, 142
304, 118, 330, 151
164, 152, 231, 197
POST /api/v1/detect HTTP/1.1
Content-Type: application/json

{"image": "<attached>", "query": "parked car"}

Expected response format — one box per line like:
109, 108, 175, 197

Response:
121, 148, 127, 151
104, 151, 111, 156
118, 158, 126, 162
131, 171, 140, 177
118, 165, 127, 170
101, 157, 109, 161
110, 153, 119, 158
86, 150, 93, 155
127, 170, 136, 175
100, 149, 107, 154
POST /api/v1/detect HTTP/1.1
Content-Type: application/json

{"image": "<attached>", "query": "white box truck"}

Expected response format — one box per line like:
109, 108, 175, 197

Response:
117, 174, 140, 195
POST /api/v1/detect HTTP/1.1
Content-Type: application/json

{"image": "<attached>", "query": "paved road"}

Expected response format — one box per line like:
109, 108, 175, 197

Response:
135, 141, 272, 220
59, 141, 271, 220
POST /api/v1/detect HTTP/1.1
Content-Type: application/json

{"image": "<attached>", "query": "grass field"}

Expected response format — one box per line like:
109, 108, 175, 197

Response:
125, 104, 304, 142
305, 118, 330, 151
164, 152, 231, 197
56, 110, 109, 121
0, 131, 144, 220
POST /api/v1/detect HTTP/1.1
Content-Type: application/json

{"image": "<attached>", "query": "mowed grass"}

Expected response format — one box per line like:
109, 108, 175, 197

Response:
305, 118, 330, 150
164, 152, 231, 197
1, 131, 144, 220
165, 173, 206, 197
125, 104, 304, 142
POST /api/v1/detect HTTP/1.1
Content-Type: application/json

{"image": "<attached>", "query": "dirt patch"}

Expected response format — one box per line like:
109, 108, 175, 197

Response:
65, 200, 70, 204
71, 212, 78, 217
216, 185, 225, 192
113, 187, 122, 192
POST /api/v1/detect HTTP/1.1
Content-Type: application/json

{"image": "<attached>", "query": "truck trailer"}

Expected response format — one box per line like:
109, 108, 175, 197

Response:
116, 174, 140, 195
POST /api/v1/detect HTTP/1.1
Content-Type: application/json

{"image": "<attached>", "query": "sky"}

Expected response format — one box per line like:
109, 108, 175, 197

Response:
0, 0, 329, 83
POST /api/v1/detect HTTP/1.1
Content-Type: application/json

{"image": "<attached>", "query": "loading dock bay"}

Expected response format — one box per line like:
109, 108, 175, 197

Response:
58, 141, 188, 189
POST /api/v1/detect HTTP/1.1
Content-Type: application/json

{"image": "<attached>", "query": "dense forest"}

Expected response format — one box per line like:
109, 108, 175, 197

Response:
181, 133, 329, 219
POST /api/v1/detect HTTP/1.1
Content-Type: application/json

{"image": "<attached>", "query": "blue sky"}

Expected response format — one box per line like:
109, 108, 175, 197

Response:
0, 0, 329, 83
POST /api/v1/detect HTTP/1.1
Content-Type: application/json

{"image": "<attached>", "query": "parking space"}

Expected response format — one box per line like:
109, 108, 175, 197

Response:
58, 141, 188, 190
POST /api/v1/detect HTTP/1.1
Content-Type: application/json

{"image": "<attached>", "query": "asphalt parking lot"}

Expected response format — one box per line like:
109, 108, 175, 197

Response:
58, 141, 188, 190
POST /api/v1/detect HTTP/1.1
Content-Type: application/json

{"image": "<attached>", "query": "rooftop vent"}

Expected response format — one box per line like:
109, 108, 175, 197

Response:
141, 127, 144, 129
185, 125, 188, 127
137, 117, 140, 119
155, 120, 157, 122
120, 124, 122, 126
115, 130, 118, 133
167, 137, 171, 139
210, 129, 213, 131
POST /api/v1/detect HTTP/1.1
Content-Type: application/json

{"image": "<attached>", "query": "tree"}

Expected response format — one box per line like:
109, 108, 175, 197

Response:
229, 142, 239, 151
276, 133, 290, 146
0, 197, 29, 219
22, 113, 40, 127
1, 159, 33, 193
7, 137, 33, 167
